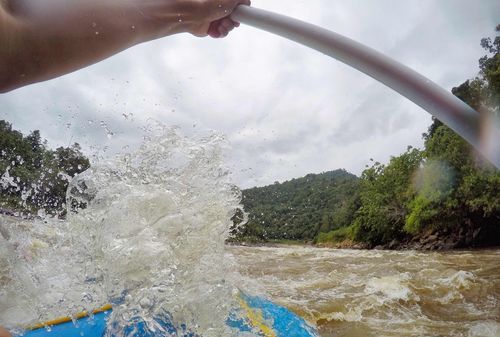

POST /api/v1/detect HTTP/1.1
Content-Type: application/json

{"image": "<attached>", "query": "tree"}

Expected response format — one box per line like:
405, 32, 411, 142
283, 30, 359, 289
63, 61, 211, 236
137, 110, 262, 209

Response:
352, 148, 422, 246
232, 170, 360, 242
0, 120, 90, 217
406, 25, 500, 242
232, 26, 500, 248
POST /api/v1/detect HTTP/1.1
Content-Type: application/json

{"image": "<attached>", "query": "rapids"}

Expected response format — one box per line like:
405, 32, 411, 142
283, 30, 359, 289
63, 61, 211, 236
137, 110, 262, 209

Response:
0, 123, 498, 337
231, 245, 500, 337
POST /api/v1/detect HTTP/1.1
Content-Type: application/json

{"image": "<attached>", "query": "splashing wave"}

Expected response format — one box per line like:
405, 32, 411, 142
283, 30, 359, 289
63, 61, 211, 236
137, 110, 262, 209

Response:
1, 124, 252, 337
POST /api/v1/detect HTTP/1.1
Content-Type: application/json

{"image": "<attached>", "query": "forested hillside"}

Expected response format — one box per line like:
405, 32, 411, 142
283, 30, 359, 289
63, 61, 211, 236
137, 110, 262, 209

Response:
231, 169, 360, 242
345, 26, 500, 249
0, 120, 89, 217
2, 27, 498, 249
232, 26, 500, 249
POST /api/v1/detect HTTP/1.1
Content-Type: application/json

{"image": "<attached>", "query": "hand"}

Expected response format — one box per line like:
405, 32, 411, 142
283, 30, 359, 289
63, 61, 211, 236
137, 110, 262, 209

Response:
0, 327, 11, 337
188, 0, 251, 38
0, 0, 252, 92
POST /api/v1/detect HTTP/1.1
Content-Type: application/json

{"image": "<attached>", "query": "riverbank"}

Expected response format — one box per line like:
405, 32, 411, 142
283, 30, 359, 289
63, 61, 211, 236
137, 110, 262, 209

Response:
3, 212, 497, 252
233, 225, 500, 251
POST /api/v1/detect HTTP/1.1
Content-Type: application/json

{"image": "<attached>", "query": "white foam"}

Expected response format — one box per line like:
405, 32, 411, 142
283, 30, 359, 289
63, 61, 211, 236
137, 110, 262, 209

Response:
0, 124, 254, 337
364, 273, 414, 302
468, 321, 500, 337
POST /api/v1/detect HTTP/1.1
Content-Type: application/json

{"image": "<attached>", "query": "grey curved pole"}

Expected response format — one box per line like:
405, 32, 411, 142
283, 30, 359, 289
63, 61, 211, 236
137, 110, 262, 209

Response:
232, 6, 500, 168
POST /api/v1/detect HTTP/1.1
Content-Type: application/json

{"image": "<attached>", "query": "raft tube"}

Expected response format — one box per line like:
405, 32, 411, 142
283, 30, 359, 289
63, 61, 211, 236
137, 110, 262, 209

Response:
16, 294, 318, 337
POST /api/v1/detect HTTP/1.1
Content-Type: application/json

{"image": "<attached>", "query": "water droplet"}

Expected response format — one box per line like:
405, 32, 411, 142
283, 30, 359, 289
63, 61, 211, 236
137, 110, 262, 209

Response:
91, 22, 97, 28
131, 25, 135, 30
99, 121, 114, 138
95, 31, 99, 35
139, 297, 152, 308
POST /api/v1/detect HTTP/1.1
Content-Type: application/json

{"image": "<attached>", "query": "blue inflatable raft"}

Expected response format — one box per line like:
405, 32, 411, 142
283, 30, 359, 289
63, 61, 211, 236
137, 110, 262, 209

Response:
16, 294, 319, 337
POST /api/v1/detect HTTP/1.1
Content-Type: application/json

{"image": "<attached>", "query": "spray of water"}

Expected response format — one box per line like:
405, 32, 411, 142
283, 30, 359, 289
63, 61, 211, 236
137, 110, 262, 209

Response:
0, 123, 255, 337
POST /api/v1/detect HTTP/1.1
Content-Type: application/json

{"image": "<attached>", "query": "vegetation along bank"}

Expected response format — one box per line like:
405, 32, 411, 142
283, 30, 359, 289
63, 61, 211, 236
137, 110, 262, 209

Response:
1, 27, 499, 250
230, 26, 500, 250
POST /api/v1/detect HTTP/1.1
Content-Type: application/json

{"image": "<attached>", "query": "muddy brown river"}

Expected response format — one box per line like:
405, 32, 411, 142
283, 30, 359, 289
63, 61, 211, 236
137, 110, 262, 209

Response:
1, 211, 499, 337
230, 245, 500, 337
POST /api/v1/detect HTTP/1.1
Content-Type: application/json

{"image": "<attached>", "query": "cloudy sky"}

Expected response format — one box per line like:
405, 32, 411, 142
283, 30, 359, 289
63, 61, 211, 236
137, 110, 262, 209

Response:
1, 0, 498, 188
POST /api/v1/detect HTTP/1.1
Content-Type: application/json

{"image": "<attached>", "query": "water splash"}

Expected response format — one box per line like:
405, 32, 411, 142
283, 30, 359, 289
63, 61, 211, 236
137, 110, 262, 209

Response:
0, 123, 251, 337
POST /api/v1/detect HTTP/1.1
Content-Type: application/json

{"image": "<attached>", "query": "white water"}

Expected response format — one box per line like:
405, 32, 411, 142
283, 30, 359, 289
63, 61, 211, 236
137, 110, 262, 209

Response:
231, 245, 500, 337
0, 124, 258, 337
1, 123, 499, 337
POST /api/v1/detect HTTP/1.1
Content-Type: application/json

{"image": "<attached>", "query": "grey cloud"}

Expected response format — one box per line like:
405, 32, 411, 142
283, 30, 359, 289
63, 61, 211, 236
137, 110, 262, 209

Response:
1, 0, 496, 189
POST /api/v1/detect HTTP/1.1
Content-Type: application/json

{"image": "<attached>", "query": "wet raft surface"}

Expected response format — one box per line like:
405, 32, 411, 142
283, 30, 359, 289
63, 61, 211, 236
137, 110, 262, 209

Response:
18, 294, 318, 337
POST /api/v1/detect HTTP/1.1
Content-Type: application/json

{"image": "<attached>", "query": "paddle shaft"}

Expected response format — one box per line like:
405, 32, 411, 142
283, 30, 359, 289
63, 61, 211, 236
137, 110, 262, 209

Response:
232, 6, 500, 168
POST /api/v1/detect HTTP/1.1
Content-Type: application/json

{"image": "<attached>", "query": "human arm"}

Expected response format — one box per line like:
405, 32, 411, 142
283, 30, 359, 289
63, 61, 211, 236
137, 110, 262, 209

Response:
0, 327, 11, 337
0, 0, 250, 93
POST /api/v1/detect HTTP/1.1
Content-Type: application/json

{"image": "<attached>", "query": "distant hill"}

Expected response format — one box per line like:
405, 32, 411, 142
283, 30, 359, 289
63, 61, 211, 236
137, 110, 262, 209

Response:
232, 28, 500, 250
231, 169, 360, 242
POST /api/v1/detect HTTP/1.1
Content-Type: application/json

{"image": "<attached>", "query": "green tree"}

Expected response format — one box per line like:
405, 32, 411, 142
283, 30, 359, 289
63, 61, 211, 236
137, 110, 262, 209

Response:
404, 25, 500, 242
354, 25, 500, 247
0, 120, 90, 217
232, 170, 360, 242
232, 26, 500, 248
352, 148, 422, 246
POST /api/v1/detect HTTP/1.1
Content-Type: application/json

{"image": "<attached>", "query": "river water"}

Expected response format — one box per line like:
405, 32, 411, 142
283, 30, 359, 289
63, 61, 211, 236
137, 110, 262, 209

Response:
230, 245, 500, 337
2, 225, 499, 337
1, 125, 499, 337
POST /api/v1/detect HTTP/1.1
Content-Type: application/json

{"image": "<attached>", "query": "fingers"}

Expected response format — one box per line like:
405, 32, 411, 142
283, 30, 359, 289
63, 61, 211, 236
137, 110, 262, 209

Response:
218, 17, 237, 37
207, 21, 220, 38
196, 0, 251, 38
208, 17, 240, 38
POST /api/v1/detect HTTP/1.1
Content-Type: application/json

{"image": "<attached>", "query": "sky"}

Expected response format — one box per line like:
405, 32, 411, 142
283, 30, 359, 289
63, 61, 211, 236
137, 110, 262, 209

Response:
1, 0, 498, 188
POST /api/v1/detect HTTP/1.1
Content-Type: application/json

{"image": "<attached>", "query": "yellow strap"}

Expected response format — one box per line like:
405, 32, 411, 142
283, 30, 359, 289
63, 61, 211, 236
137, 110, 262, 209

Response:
27, 304, 112, 330
237, 295, 277, 337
